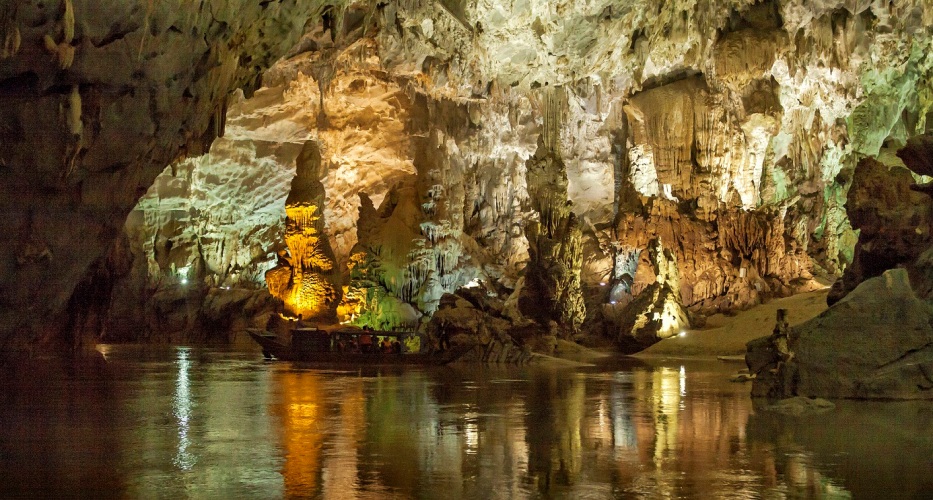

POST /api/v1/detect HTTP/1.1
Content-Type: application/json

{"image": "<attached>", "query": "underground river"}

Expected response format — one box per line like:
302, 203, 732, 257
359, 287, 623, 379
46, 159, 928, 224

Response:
1, 345, 931, 498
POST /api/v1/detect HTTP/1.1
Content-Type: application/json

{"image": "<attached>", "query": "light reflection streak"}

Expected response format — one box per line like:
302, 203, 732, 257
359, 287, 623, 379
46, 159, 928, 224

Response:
653, 367, 681, 465
12, 344, 913, 499
679, 365, 686, 398
322, 380, 364, 499
168, 356, 861, 498
464, 418, 479, 454
173, 348, 196, 471
276, 370, 324, 496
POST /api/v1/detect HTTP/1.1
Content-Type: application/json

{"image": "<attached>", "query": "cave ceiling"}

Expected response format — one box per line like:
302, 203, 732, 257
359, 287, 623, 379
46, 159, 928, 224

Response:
2, 0, 933, 346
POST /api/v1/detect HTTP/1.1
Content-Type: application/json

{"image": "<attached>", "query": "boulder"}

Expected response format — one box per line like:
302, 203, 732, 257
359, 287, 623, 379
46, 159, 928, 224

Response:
749, 269, 933, 399
428, 290, 542, 364
829, 148, 933, 304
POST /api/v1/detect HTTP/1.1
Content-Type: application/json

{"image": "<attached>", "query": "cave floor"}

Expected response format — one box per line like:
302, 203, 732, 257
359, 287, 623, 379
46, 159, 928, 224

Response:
635, 288, 830, 358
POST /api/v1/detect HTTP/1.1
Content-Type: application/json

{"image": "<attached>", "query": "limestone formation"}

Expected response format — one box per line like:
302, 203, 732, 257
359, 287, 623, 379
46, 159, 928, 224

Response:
428, 289, 539, 365
338, 187, 426, 331
92, 2, 932, 346
829, 140, 933, 304
750, 136, 933, 400
518, 135, 586, 333
265, 140, 340, 321
3, 1, 933, 355
0, 0, 335, 351
749, 269, 933, 400
609, 238, 690, 352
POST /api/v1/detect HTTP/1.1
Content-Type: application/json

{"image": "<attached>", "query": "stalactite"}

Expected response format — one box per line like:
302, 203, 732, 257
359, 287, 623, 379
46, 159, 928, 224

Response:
0, 3, 21, 59
543, 87, 564, 154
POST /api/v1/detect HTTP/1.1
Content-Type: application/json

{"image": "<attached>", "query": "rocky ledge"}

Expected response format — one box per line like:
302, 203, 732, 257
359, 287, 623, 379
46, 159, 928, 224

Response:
748, 269, 933, 399
748, 136, 933, 400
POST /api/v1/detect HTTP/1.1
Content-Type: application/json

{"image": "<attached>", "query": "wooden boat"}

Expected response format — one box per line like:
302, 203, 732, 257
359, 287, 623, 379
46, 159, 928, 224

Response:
246, 327, 462, 365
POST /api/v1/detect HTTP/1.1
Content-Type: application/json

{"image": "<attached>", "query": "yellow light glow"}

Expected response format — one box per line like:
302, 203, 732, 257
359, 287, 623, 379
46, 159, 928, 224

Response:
274, 371, 324, 495
266, 202, 338, 319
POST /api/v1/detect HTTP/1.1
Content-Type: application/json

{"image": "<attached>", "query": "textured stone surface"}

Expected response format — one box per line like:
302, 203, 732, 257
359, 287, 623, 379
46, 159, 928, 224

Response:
428, 289, 540, 365
105, 2, 933, 343
0, 0, 332, 350
4, 1, 933, 351
517, 137, 585, 333
751, 136, 933, 400
749, 269, 933, 400
829, 154, 933, 304
610, 238, 690, 352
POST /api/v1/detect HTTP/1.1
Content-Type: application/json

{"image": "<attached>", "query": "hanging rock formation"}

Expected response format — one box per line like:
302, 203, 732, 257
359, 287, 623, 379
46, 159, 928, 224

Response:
338, 186, 425, 331
4, 1, 933, 354
101, 0, 933, 348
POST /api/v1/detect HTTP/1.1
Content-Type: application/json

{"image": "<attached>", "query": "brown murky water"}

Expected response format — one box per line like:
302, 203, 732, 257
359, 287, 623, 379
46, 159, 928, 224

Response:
1, 345, 931, 499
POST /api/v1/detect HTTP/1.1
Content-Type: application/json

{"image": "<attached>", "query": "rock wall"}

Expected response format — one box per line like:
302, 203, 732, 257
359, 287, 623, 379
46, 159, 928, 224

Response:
0, 0, 335, 351
5, 1, 933, 351
114, 1, 933, 345
749, 137, 933, 400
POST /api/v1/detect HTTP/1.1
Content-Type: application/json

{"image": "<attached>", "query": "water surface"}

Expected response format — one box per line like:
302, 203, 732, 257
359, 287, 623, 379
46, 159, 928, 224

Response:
1, 346, 931, 498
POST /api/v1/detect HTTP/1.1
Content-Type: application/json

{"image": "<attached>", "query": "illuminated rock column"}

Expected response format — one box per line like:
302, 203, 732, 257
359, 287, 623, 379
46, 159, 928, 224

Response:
518, 91, 586, 332
614, 238, 690, 352
265, 141, 340, 320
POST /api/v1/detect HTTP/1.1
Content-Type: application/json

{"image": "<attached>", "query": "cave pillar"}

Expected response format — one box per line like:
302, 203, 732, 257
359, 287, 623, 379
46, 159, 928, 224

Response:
265, 141, 340, 321
518, 131, 586, 333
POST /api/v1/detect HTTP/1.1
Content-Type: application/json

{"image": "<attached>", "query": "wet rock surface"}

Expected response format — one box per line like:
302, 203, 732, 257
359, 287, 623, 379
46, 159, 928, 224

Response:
760, 396, 836, 416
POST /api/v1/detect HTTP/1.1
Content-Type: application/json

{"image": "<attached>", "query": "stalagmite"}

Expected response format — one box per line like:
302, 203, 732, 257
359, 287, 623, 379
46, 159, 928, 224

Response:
264, 141, 340, 321
3, 0, 932, 358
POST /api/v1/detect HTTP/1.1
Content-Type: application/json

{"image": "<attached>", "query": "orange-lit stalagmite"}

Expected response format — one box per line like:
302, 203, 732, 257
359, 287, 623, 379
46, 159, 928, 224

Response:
266, 141, 341, 321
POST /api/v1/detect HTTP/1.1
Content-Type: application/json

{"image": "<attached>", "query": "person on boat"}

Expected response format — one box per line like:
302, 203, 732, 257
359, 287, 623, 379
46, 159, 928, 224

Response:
392, 339, 402, 354
438, 322, 451, 352
360, 329, 373, 353
295, 314, 306, 328
381, 337, 392, 353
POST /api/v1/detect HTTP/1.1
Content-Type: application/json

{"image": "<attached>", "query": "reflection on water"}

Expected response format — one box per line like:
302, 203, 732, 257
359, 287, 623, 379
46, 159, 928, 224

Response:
1, 347, 932, 498
173, 348, 195, 470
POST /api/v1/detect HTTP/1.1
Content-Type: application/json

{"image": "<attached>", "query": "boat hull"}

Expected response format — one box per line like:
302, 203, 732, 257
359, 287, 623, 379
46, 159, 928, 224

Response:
247, 330, 456, 365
